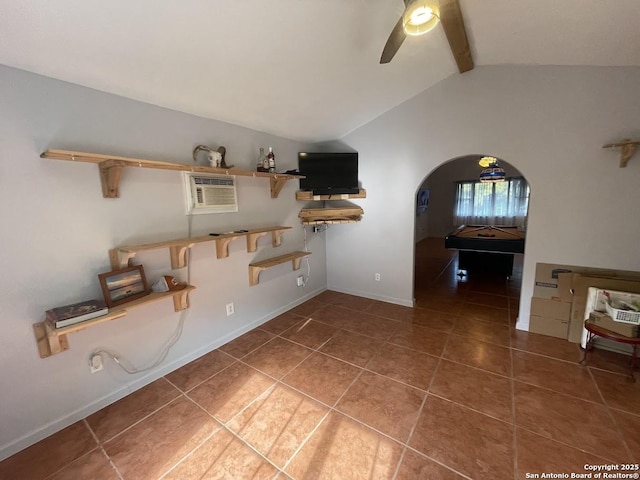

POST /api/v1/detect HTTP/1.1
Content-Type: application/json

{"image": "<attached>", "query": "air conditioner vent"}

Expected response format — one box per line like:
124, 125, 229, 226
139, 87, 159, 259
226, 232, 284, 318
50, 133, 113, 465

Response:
183, 173, 238, 215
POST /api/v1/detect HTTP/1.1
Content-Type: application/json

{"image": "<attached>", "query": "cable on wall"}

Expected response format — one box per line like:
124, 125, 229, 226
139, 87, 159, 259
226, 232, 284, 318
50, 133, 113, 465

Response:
92, 215, 194, 375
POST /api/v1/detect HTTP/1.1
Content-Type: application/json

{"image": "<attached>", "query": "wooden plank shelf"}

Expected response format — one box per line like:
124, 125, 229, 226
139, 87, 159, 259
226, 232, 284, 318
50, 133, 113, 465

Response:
109, 226, 292, 269
295, 189, 366, 201
41, 149, 304, 198
33, 286, 196, 358
248, 251, 311, 286
299, 206, 363, 225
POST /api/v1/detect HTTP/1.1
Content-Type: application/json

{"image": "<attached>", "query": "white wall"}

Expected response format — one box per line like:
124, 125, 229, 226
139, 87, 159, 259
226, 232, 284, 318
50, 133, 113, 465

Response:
0, 65, 325, 459
328, 65, 640, 319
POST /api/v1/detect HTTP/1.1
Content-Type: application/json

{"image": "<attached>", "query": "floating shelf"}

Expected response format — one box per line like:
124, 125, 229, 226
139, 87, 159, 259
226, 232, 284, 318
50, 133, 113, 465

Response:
248, 251, 311, 286
295, 189, 366, 201
41, 149, 304, 198
33, 286, 196, 358
109, 226, 292, 269
299, 206, 363, 225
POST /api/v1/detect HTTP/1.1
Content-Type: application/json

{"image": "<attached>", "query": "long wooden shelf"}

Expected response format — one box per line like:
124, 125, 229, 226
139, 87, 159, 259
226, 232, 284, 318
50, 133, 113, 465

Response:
33, 286, 196, 358
248, 251, 311, 286
110, 226, 292, 269
295, 189, 366, 201
41, 149, 304, 198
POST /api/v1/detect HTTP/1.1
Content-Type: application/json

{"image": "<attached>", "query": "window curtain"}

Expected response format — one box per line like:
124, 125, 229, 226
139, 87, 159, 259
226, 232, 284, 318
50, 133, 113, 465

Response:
454, 177, 529, 227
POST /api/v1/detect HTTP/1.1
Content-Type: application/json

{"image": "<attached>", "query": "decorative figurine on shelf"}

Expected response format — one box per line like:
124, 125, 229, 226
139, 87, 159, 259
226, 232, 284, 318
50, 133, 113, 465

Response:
267, 147, 276, 173
192, 144, 234, 169
256, 147, 268, 172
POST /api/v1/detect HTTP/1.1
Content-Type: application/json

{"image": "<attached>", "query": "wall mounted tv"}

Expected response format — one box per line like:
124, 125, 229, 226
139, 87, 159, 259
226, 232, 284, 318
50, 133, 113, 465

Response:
298, 152, 359, 195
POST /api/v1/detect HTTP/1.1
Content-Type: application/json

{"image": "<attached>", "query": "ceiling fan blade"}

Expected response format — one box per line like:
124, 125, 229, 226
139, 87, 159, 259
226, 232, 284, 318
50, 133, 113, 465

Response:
438, 0, 474, 73
380, 15, 406, 64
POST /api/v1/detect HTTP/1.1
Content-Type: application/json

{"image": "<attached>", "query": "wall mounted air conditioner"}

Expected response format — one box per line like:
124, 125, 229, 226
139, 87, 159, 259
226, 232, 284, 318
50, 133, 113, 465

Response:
183, 172, 238, 215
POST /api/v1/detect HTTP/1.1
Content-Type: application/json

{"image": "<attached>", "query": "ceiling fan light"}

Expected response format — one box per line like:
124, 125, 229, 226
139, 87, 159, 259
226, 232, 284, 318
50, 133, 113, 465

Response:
403, 1, 440, 36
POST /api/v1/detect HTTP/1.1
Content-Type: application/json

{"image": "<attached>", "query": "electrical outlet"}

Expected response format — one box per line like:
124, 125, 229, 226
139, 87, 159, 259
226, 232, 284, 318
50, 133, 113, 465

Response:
296, 275, 304, 287
90, 353, 103, 373
225, 302, 235, 316
375, 273, 381, 282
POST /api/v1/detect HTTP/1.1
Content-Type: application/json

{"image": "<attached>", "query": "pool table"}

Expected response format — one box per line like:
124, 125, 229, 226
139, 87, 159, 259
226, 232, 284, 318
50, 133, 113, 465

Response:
444, 225, 525, 276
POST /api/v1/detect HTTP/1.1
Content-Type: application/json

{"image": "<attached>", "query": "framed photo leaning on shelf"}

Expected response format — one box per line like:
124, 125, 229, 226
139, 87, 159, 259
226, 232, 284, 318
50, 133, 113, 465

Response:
98, 265, 150, 307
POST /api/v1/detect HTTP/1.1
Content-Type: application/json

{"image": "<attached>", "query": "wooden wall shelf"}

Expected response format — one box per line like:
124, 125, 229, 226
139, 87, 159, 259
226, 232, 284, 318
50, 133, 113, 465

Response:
110, 226, 292, 269
41, 149, 304, 198
299, 206, 363, 225
248, 251, 311, 286
295, 189, 366, 201
34, 286, 196, 358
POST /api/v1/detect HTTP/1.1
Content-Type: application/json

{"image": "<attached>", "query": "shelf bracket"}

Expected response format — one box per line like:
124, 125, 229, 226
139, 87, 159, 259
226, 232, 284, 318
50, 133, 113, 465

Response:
215, 237, 238, 259
170, 243, 194, 268
98, 160, 126, 198
173, 289, 191, 311
109, 248, 136, 270
246, 232, 268, 252
270, 176, 288, 198
33, 322, 70, 358
272, 230, 285, 248
603, 139, 640, 168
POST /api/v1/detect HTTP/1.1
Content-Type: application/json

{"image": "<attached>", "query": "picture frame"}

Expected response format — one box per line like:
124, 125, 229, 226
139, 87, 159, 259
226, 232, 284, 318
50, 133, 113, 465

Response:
98, 265, 151, 308
417, 188, 430, 216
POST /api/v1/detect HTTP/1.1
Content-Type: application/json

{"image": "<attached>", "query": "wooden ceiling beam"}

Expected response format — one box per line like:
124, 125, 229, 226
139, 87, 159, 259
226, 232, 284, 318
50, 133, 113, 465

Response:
439, 0, 474, 73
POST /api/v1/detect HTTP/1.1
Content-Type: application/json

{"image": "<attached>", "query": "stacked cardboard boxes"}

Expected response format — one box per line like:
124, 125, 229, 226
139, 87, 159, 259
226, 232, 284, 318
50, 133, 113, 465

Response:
530, 263, 640, 342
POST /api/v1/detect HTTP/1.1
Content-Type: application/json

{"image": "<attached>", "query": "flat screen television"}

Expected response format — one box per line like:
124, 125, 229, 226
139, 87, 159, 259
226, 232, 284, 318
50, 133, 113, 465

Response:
298, 152, 359, 195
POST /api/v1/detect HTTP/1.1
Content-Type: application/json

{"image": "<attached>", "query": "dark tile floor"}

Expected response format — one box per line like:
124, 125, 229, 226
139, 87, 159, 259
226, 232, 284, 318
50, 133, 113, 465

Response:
2, 238, 639, 479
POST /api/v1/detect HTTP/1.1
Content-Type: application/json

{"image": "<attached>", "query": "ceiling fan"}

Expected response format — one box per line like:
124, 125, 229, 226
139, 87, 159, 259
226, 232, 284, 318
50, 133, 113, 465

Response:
380, 0, 474, 73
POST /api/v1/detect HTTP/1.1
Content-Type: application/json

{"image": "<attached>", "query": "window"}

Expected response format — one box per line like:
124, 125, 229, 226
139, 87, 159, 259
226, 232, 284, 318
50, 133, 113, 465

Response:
454, 177, 529, 227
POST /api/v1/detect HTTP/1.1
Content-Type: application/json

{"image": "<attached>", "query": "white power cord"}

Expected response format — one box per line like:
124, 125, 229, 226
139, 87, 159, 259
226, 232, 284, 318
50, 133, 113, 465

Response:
92, 215, 193, 375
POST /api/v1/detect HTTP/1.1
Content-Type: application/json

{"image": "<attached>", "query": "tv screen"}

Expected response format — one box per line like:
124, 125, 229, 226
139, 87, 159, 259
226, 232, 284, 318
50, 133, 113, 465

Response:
298, 152, 359, 195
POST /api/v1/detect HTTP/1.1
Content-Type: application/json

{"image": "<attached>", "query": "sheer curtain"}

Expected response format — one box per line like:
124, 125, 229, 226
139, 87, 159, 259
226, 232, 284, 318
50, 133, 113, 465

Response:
454, 177, 529, 227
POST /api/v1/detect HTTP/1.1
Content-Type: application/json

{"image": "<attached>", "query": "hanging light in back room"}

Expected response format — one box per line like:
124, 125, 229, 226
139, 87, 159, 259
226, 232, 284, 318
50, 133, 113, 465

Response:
479, 156, 506, 183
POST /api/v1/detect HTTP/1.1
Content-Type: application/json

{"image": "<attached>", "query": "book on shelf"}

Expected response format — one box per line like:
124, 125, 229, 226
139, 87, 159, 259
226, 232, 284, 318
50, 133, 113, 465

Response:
45, 299, 108, 328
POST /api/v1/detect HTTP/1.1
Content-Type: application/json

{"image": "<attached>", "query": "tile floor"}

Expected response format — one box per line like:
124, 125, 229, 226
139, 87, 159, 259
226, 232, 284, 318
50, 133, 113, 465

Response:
2, 238, 639, 479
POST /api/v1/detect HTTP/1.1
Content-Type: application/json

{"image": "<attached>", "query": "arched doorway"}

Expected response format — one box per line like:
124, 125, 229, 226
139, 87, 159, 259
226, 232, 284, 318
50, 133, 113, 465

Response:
413, 155, 530, 329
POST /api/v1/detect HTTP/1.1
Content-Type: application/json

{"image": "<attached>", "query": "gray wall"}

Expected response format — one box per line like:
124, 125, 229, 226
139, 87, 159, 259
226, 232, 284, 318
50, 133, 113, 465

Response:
0, 65, 326, 459
327, 65, 640, 320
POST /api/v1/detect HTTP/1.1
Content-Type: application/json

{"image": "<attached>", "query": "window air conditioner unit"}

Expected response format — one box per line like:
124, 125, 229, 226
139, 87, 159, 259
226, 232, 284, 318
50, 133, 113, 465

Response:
183, 172, 238, 215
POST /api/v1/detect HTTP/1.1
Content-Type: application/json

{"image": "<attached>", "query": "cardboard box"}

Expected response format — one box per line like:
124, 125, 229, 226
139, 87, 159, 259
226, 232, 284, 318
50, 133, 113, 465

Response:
568, 274, 640, 342
587, 311, 639, 338
533, 263, 620, 300
533, 264, 576, 300
530, 297, 571, 320
529, 315, 570, 339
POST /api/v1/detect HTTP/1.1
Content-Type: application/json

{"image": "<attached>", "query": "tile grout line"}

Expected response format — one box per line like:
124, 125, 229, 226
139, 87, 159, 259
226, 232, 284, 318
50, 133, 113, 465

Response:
391, 327, 463, 480
509, 344, 519, 480
278, 322, 394, 474
180, 391, 287, 478
586, 366, 636, 461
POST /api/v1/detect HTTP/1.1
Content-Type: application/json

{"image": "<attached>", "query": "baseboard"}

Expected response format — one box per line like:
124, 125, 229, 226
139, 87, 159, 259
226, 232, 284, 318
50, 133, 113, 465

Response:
0, 287, 325, 462
327, 286, 414, 308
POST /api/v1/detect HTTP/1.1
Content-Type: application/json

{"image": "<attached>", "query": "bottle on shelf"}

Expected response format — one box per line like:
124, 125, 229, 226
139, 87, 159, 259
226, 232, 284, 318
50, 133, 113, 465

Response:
257, 147, 267, 172
267, 147, 276, 173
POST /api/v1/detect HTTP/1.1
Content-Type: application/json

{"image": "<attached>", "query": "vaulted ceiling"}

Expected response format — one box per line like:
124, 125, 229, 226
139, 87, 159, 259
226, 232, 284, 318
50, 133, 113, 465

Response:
1, 0, 639, 142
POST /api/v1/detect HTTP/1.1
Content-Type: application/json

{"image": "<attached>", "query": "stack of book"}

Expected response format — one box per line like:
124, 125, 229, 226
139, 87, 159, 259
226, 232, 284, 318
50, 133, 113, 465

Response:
45, 299, 108, 329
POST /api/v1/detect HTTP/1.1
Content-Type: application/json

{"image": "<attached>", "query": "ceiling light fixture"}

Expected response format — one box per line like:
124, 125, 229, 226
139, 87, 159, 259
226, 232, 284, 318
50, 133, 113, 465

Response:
403, 0, 440, 36
478, 156, 506, 183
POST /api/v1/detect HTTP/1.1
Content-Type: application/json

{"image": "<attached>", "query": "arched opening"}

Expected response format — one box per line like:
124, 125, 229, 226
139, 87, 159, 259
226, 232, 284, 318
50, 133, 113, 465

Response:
413, 154, 530, 330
